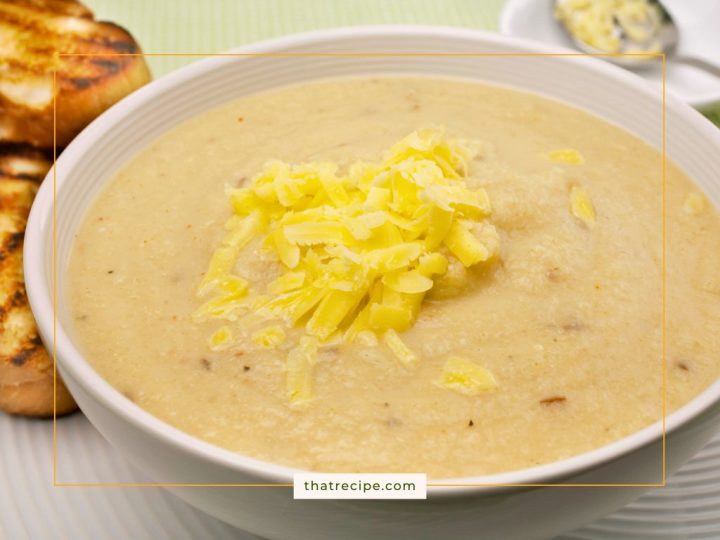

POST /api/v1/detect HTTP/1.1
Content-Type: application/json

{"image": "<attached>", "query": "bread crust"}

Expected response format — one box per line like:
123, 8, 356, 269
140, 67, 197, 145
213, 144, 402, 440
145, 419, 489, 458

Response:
0, 349, 77, 417
0, 143, 77, 416
0, 0, 151, 417
0, 0, 152, 148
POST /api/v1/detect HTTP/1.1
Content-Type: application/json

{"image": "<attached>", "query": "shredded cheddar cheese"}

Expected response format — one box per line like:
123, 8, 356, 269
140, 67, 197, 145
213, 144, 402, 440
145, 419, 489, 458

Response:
683, 192, 707, 216
569, 185, 596, 227
208, 326, 233, 351
548, 148, 585, 165
382, 329, 417, 365
250, 326, 286, 349
285, 336, 318, 404
197, 126, 500, 403
437, 356, 498, 395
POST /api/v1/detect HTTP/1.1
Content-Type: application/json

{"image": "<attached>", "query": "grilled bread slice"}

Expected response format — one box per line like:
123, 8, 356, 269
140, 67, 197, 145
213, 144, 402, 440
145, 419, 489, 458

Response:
0, 0, 151, 148
0, 143, 76, 416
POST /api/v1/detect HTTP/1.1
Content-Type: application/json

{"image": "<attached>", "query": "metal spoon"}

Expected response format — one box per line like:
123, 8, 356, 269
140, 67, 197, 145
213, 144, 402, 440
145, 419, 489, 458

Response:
555, 0, 720, 77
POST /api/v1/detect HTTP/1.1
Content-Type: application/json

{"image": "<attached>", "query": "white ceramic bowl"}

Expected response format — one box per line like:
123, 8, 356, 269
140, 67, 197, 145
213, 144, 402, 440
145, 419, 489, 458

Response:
24, 26, 720, 540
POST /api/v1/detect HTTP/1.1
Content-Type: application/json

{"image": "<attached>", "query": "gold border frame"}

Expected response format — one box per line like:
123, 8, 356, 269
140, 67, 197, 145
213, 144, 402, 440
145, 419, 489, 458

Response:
52, 51, 667, 488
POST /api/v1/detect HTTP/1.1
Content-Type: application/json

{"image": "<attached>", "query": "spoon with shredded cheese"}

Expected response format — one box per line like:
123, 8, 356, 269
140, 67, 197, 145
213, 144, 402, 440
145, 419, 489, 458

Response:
555, 0, 720, 77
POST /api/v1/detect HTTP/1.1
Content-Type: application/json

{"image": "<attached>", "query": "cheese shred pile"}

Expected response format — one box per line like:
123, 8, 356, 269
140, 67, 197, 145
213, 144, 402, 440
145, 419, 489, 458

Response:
196, 127, 500, 403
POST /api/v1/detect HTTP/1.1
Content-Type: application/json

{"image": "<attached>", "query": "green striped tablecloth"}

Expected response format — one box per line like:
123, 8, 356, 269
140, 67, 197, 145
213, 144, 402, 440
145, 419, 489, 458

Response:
86, 0, 719, 125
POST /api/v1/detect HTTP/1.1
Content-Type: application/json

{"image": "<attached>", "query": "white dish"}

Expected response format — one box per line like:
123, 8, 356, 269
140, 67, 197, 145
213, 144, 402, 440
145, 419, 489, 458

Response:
1, 413, 719, 539
23, 25, 720, 540
499, 0, 720, 109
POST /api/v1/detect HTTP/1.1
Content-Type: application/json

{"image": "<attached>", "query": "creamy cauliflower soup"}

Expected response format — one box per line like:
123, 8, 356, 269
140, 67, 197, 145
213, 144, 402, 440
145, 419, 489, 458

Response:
67, 77, 720, 478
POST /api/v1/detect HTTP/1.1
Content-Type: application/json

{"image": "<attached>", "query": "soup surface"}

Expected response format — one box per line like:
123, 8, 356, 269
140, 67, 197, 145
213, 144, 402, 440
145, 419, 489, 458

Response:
67, 77, 720, 478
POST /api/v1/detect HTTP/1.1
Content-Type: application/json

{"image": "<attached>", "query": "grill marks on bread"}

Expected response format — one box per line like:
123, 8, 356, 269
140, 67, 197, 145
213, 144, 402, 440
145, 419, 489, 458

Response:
0, 0, 150, 416
0, 143, 77, 416
0, 0, 151, 147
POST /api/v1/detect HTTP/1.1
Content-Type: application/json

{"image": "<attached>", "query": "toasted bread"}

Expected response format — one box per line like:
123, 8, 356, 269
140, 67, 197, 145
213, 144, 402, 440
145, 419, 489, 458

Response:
0, 143, 76, 416
0, 0, 152, 148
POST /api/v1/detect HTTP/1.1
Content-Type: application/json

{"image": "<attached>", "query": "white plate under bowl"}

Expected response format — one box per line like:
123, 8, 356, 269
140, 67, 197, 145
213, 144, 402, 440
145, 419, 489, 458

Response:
0, 413, 718, 539
499, 0, 720, 109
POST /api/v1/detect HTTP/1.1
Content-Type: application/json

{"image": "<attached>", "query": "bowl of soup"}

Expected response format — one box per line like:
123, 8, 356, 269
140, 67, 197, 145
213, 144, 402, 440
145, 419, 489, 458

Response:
24, 26, 720, 540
